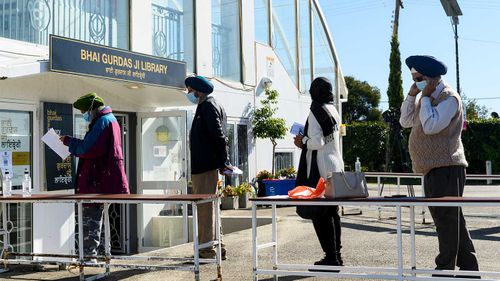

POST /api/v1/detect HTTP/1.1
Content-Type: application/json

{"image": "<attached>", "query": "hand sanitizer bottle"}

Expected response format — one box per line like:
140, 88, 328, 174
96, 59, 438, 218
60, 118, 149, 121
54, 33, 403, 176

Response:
2, 169, 12, 197
22, 168, 31, 197
355, 157, 361, 172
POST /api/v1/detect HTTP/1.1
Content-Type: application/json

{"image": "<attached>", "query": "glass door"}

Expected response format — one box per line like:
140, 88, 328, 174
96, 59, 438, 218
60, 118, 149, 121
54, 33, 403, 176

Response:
0, 104, 37, 255
137, 110, 187, 251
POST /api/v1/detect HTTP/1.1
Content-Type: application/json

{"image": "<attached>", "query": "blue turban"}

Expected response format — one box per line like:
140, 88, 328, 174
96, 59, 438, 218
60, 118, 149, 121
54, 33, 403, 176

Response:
405, 55, 447, 77
185, 76, 214, 94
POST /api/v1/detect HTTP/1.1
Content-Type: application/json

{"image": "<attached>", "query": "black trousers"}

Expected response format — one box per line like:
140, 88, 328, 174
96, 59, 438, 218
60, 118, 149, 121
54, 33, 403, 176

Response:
424, 166, 479, 271
312, 206, 342, 263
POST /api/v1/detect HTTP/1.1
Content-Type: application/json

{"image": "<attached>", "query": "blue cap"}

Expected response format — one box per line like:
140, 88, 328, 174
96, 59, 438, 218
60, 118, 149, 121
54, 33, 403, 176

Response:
405, 55, 447, 77
184, 76, 214, 94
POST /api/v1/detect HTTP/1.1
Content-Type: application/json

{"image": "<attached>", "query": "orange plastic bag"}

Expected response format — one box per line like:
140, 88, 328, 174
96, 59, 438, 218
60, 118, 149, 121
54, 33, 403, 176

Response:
287, 177, 326, 199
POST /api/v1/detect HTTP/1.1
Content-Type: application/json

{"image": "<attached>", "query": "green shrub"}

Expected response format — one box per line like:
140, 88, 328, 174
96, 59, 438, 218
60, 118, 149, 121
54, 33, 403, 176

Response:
220, 185, 238, 197
235, 182, 254, 196
342, 119, 500, 174
276, 167, 296, 179
343, 121, 388, 172
462, 119, 500, 174
256, 170, 275, 181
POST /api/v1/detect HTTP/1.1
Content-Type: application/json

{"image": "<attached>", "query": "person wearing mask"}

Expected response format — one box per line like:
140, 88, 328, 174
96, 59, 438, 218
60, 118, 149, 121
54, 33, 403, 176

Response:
400, 55, 479, 278
185, 76, 232, 260
60, 92, 129, 258
294, 77, 345, 268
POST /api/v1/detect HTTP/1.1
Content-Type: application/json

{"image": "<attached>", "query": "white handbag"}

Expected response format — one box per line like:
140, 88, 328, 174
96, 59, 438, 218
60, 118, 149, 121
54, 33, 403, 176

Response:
324, 171, 369, 199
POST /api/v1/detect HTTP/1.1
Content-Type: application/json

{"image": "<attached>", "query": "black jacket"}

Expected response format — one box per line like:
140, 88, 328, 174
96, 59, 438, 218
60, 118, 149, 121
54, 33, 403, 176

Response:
190, 96, 230, 174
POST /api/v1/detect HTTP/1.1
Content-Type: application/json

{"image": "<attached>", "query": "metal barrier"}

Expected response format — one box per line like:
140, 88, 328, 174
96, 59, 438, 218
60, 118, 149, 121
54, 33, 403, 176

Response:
0, 194, 222, 281
251, 196, 500, 281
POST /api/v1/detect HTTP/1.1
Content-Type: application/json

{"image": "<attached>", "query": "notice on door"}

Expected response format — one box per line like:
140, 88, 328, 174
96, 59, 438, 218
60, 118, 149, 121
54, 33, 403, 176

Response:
43, 102, 75, 191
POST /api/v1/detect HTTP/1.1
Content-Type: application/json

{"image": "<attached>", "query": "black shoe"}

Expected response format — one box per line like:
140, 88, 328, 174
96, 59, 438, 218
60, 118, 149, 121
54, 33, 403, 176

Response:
199, 247, 226, 260
309, 256, 341, 273
432, 273, 455, 278
455, 275, 481, 279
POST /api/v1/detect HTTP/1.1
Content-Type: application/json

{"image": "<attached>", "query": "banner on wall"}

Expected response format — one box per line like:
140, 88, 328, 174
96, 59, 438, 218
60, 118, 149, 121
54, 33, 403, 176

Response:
49, 35, 187, 89
43, 102, 75, 191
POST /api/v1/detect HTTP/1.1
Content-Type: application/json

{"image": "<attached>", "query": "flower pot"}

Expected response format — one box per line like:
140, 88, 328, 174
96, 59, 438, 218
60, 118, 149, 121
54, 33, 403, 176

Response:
238, 192, 252, 209
221, 196, 239, 210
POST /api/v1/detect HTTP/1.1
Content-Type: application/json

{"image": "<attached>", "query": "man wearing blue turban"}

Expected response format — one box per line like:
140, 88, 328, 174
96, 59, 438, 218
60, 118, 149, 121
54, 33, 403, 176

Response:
400, 55, 479, 278
185, 76, 232, 260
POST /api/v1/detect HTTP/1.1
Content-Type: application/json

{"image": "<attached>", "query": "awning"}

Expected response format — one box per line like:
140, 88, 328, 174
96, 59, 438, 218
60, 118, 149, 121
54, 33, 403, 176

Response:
0, 54, 191, 111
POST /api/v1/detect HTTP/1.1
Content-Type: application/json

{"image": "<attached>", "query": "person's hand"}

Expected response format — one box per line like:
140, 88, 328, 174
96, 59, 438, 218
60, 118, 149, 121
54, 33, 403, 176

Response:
219, 165, 234, 176
294, 134, 304, 149
408, 83, 421, 96
421, 79, 438, 97
59, 136, 66, 142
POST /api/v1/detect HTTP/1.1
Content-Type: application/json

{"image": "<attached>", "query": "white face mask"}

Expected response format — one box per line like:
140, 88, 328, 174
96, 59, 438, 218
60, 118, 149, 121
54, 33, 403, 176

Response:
416, 80, 428, 91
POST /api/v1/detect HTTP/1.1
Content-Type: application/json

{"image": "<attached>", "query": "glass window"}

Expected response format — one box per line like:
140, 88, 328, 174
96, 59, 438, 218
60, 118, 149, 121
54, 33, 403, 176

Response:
152, 0, 195, 72
0, 110, 33, 253
299, 0, 312, 93
0, 0, 129, 48
141, 116, 183, 182
224, 122, 248, 187
212, 0, 241, 81
275, 152, 294, 172
312, 6, 337, 91
272, 0, 298, 85
254, 0, 269, 44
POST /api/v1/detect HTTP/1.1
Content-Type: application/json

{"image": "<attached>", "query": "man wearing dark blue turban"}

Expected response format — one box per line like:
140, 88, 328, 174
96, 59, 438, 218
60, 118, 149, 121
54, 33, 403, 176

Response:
400, 55, 479, 278
185, 75, 231, 260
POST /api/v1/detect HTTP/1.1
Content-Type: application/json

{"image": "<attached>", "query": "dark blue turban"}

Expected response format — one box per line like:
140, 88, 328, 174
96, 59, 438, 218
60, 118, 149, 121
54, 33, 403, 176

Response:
405, 55, 447, 77
185, 76, 214, 94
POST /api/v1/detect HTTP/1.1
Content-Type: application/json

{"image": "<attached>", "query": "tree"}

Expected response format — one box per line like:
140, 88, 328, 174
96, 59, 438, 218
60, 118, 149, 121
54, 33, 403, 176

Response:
385, 35, 407, 172
387, 35, 404, 109
342, 76, 382, 123
461, 93, 490, 120
252, 89, 287, 175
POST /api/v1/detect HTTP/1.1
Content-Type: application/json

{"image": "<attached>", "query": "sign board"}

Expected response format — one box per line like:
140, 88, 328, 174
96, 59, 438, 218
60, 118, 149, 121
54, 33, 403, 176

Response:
50, 35, 187, 89
43, 102, 75, 191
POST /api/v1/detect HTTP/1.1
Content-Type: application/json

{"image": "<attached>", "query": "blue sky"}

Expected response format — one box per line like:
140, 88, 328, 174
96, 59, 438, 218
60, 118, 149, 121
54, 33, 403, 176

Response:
319, 0, 500, 114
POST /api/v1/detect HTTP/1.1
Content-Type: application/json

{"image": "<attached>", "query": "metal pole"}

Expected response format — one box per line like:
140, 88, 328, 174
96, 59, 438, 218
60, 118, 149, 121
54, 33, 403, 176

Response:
252, 202, 258, 281
454, 16, 460, 94
192, 202, 200, 281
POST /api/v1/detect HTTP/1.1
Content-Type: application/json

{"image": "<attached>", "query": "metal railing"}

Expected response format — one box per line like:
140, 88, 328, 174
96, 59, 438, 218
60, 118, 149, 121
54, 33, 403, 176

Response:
0, 0, 127, 47
152, 4, 183, 61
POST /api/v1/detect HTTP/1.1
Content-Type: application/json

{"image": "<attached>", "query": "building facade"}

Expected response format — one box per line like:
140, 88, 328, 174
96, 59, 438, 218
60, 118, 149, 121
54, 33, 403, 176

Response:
0, 0, 347, 255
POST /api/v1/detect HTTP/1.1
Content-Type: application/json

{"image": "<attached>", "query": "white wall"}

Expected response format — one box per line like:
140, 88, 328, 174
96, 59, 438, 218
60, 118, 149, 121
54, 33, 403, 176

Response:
253, 43, 311, 175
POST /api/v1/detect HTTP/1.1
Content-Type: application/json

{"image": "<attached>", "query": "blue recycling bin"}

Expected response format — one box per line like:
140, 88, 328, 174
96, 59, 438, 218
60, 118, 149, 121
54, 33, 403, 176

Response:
258, 179, 296, 196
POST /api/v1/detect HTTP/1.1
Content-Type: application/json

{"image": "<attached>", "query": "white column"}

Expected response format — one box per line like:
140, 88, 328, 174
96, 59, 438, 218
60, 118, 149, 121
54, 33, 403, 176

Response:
130, 0, 153, 54
195, 0, 213, 76
241, 0, 256, 86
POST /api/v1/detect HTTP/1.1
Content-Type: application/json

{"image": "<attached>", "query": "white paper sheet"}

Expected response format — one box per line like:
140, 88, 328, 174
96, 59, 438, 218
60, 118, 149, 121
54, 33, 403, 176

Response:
223, 166, 243, 175
41, 128, 71, 160
290, 122, 305, 135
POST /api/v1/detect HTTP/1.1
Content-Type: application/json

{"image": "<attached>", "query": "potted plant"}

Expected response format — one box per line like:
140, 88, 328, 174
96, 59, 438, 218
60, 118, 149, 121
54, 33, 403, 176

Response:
255, 170, 275, 197
220, 185, 239, 210
236, 182, 255, 209
256, 168, 297, 197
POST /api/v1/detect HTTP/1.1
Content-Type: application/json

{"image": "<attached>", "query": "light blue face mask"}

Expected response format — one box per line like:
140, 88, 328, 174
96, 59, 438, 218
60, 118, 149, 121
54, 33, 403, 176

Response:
83, 97, 96, 122
186, 92, 199, 104
83, 112, 91, 122
416, 80, 428, 91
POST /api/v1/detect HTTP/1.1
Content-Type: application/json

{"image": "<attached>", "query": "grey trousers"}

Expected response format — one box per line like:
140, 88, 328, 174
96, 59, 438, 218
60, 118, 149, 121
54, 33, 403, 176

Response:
424, 166, 479, 271
75, 203, 105, 256
191, 170, 219, 250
